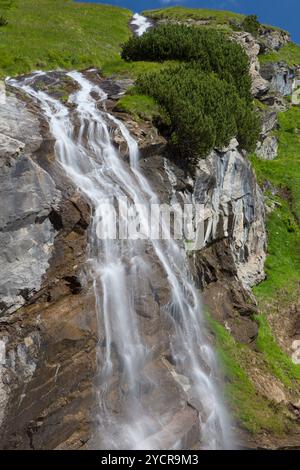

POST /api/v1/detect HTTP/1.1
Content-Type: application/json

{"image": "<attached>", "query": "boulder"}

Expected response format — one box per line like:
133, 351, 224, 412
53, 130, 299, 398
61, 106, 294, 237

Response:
259, 27, 291, 52
256, 135, 278, 160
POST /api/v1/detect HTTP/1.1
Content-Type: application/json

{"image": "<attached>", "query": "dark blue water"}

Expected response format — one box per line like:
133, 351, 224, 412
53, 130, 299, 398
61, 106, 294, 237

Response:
78, 1, 299, 43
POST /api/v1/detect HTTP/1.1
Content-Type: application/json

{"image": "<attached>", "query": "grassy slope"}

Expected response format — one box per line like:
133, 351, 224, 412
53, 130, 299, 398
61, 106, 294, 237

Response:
114, 91, 161, 121
260, 42, 300, 66
216, 102, 300, 436
144, 6, 243, 27
251, 106, 300, 298
208, 316, 293, 434
144, 6, 285, 34
0, 0, 132, 78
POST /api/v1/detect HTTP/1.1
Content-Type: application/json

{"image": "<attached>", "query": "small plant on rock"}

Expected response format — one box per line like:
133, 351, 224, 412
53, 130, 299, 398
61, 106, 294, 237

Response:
241, 14, 261, 37
0, 15, 8, 26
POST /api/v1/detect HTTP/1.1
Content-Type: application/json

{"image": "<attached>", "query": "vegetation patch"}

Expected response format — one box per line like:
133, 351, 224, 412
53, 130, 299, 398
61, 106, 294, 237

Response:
121, 24, 252, 101
144, 7, 284, 35
241, 14, 261, 38
122, 25, 260, 168
260, 42, 300, 66
206, 100, 300, 432
0, 0, 132, 78
0, 15, 8, 26
144, 6, 244, 31
251, 105, 300, 299
239, 102, 300, 437
207, 316, 291, 435
255, 315, 300, 388
102, 59, 173, 81
114, 92, 161, 121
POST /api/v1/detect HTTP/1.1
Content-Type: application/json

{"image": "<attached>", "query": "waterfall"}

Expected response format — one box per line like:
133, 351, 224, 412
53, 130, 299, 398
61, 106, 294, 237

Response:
131, 14, 152, 37
8, 71, 232, 450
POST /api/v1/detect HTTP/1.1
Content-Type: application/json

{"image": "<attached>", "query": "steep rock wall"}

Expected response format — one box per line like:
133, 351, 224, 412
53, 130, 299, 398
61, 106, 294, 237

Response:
0, 86, 96, 449
0, 64, 275, 449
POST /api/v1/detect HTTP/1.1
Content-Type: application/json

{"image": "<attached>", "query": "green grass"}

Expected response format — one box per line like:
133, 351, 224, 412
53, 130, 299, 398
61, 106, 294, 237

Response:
207, 316, 290, 434
0, 0, 132, 78
0, 0, 170, 79
114, 92, 161, 121
258, 199, 300, 298
255, 315, 300, 388
145, 6, 287, 35
101, 59, 174, 80
250, 105, 300, 299
207, 103, 300, 431
144, 6, 243, 28
259, 42, 300, 66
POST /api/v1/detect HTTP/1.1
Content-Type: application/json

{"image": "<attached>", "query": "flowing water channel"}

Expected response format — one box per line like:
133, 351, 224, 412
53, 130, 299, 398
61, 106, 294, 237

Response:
8, 70, 231, 450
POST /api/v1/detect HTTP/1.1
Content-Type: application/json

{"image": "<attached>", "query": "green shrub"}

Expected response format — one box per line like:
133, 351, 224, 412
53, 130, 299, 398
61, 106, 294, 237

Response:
136, 64, 260, 166
122, 24, 252, 102
0, 15, 8, 26
122, 24, 259, 167
241, 14, 261, 37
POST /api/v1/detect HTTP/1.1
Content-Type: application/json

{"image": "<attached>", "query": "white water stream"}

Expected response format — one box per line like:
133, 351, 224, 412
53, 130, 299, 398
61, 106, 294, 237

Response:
8, 71, 232, 450
131, 13, 152, 36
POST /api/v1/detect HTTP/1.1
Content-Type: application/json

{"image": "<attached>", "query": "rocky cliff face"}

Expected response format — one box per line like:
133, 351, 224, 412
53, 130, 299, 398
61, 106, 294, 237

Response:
0, 20, 298, 449
0, 69, 267, 449
232, 30, 299, 163
139, 138, 266, 345
0, 85, 95, 449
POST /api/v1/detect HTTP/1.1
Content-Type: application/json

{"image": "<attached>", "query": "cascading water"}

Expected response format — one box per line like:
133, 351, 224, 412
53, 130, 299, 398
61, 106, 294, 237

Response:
8, 70, 232, 450
130, 13, 152, 37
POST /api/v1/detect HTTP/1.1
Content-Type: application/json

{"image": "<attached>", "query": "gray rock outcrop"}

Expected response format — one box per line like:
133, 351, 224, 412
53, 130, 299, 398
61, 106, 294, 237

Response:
0, 83, 94, 449
0, 94, 60, 316
231, 32, 270, 97
256, 109, 279, 160
256, 135, 278, 160
260, 61, 298, 96
195, 139, 266, 288
0, 66, 273, 449
259, 27, 291, 52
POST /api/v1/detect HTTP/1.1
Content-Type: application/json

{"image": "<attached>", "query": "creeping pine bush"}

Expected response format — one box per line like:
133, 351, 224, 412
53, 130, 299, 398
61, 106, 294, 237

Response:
122, 25, 260, 167
241, 15, 261, 38
122, 25, 252, 102
137, 64, 260, 167
0, 15, 8, 26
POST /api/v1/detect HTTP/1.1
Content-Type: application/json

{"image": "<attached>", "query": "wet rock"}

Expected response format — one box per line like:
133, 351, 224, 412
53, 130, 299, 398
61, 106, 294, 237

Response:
138, 136, 265, 343
0, 94, 60, 316
260, 61, 298, 96
138, 406, 200, 450
111, 112, 167, 160
97, 77, 134, 101
0, 66, 282, 450
0, 81, 95, 449
191, 240, 259, 344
